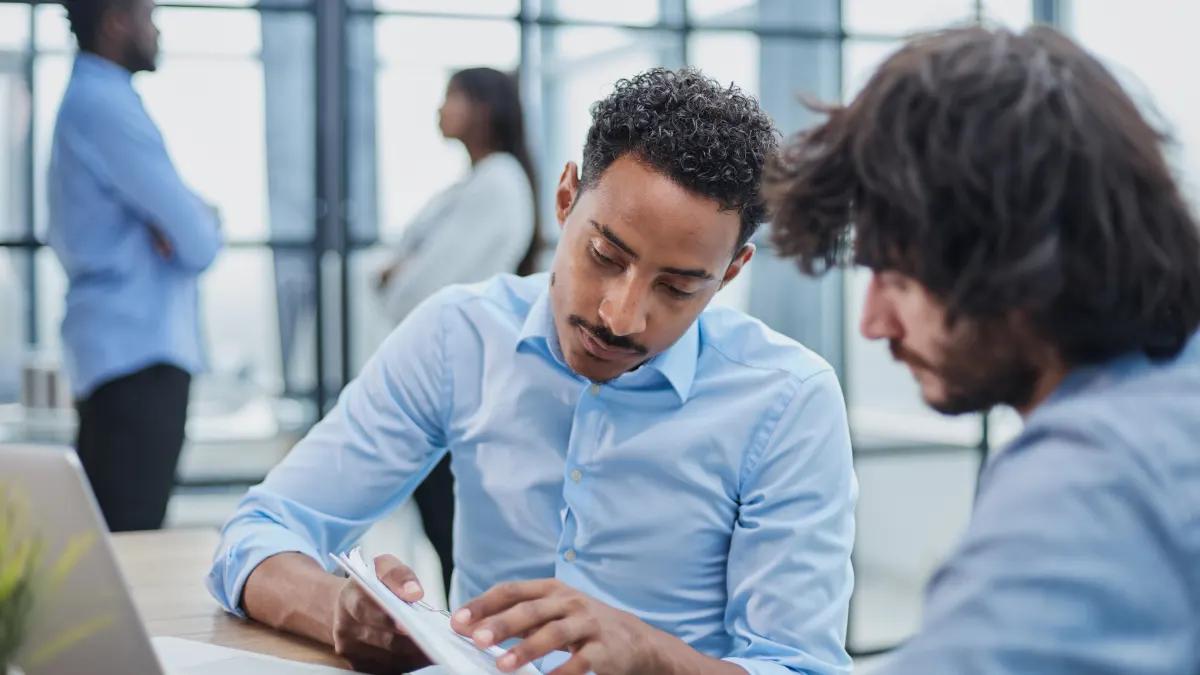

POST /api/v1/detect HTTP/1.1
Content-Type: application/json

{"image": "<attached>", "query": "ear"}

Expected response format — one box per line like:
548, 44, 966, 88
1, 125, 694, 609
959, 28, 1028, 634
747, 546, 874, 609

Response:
719, 243, 756, 289
555, 161, 581, 230
99, 6, 132, 44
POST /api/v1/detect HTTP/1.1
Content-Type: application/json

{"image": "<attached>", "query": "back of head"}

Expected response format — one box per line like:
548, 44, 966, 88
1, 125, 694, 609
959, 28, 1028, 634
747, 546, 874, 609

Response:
766, 25, 1200, 365
449, 67, 526, 161
65, 0, 127, 53
449, 67, 542, 275
582, 67, 778, 250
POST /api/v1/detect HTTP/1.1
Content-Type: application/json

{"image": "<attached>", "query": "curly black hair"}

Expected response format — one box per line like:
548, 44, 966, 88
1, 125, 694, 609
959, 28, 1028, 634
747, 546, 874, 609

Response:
766, 26, 1200, 366
581, 67, 778, 249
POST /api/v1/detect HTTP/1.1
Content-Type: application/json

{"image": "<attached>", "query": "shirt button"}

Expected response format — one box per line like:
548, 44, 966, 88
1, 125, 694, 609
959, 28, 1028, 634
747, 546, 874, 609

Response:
589, 383, 600, 396
570, 469, 583, 483
564, 549, 577, 562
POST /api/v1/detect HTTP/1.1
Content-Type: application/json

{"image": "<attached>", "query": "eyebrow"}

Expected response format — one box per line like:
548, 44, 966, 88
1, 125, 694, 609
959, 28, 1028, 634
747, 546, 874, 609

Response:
591, 220, 638, 259
590, 220, 715, 281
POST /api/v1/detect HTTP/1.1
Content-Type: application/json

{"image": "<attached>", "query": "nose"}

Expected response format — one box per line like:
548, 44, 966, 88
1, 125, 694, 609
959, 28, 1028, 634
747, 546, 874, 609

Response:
598, 277, 648, 337
859, 273, 902, 341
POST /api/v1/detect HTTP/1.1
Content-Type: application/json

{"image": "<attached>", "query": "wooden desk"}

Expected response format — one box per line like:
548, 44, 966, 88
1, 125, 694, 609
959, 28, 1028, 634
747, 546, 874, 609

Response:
111, 529, 352, 670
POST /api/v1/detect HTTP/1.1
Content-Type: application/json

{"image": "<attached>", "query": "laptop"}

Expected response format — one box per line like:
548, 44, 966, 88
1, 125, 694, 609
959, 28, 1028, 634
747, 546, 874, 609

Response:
0, 444, 355, 675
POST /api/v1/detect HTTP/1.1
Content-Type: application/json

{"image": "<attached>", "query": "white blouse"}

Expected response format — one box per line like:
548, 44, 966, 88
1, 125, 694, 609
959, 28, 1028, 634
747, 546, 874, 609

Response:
378, 152, 535, 324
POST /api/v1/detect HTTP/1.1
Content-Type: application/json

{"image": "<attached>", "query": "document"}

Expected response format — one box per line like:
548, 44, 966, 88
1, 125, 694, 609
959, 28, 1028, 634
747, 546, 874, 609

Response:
331, 548, 543, 675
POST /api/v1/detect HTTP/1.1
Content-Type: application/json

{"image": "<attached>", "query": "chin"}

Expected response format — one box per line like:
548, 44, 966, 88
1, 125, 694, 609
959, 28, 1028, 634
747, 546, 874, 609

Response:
564, 349, 620, 383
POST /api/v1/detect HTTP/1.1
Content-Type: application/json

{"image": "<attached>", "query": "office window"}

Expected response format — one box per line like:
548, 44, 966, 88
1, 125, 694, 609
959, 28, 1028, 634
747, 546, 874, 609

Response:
0, 250, 27, 401
541, 0, 663, 26
351, 0, 519, 16
0, 5, 28, 242
689, 0, 836, 29
1068, 1, 1200, 208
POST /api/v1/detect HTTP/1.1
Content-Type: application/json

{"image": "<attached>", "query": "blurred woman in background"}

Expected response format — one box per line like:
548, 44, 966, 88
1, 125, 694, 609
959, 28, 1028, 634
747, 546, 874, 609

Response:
375, 67, 538, 598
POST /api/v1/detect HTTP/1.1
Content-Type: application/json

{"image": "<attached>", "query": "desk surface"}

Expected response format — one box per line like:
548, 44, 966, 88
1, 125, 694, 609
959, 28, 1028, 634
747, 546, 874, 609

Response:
111, 529, 352, 669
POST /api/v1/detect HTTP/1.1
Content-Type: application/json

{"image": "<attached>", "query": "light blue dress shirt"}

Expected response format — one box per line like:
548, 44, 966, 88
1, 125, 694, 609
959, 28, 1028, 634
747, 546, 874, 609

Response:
208, 273, 857, 675
879, 332, 1200, 674
47, 53, 221, 398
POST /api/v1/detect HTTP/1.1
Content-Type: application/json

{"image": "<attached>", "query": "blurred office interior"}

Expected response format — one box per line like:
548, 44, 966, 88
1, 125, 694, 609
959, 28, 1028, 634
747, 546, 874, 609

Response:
0, 0, 1196, 661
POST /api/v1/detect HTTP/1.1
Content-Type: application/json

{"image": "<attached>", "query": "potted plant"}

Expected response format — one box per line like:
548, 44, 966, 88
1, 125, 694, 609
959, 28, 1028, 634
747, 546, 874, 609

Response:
1, 484, 38, 675
1, 483, 110, 675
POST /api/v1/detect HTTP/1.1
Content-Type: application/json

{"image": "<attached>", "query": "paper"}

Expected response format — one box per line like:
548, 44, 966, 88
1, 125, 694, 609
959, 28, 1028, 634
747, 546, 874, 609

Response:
332, 548, 543, 675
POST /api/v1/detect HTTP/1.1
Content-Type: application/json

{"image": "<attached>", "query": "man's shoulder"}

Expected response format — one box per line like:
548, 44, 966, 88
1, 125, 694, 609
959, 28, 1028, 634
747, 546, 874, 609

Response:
56, 74, 147, 142
997, 338, 1200, 520
422, 272, 545, 325
697, 304, 834, 385
1025, 336, 1200, 447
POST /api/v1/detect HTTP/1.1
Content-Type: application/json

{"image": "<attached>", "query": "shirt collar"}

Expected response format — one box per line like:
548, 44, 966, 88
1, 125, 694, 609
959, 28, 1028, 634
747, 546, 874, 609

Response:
74, 52, 133, 83
516, 282, 700, 404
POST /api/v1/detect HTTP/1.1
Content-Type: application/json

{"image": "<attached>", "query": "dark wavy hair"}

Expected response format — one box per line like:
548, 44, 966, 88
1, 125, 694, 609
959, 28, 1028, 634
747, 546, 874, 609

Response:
766, 26, 1200, 365
449, 68, 542, 276
582, 67, 778, 249
65, 0, 133, 52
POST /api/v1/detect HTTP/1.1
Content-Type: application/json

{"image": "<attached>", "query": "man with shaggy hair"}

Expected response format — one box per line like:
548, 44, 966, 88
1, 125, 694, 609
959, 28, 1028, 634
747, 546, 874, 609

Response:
768, 26, 1200, 674
209, 68, 856, 675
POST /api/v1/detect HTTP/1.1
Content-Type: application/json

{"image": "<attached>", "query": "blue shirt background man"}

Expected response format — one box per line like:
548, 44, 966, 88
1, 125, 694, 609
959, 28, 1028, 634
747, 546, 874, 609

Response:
766, 26, 1200, 674
48, 0, 222, 532
209, 69, 857, 675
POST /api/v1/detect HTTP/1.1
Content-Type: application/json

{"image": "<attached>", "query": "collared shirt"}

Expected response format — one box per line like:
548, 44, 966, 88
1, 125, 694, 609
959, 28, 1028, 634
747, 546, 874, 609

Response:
878, 333, 1200, 674
47, 52, 221, 398
208, 273, 857, 675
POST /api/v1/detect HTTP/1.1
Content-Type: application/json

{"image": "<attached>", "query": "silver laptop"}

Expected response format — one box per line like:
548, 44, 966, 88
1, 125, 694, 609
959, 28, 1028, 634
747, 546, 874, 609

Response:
0, 444, 354, 675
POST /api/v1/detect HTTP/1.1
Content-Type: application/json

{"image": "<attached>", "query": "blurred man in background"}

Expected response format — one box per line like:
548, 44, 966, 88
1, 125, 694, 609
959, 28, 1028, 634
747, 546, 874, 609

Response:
48, 0, 222, 532
767, 26, 1200, 674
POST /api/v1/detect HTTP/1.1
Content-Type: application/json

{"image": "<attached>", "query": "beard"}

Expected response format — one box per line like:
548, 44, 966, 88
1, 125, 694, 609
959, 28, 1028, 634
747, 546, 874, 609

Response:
124, 39, 157, 73
892, 317, 1043, 415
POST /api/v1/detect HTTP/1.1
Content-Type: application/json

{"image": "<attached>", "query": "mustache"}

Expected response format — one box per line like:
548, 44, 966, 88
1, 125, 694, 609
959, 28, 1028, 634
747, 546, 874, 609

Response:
568, 315, 648, 355
889, 339, 936, 372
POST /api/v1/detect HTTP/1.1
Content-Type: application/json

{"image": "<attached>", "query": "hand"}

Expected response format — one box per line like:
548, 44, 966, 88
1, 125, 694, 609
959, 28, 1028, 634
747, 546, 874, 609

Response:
150, 227, 174, 260
451, 579, 662, 675
332, 554, 433, 674
376, 261, 402, 290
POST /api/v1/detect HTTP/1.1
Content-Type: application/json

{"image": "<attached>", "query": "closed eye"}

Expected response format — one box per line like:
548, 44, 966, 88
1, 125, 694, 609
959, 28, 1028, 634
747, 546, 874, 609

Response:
589, 243, 620, 268
661, 283, 696, 299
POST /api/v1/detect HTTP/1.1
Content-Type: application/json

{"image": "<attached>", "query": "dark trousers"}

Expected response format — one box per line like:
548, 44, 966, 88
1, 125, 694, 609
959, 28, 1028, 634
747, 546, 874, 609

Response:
75, 363, 191, 532
414, 454, 455, 595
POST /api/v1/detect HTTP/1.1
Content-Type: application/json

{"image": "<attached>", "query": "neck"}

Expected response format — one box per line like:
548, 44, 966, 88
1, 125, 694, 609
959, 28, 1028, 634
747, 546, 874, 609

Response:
89, 46, 133, 73
1015, 358, 1069, 418
462, 137, 495, 166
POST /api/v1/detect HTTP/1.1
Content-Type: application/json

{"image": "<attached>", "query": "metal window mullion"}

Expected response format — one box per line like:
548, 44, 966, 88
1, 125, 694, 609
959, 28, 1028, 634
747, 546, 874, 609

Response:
313, 0, 346, 414
23, 1, 37, 348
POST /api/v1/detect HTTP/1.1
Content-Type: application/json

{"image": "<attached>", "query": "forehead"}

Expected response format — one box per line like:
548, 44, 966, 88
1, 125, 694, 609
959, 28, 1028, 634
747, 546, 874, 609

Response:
579, 155, 740, 265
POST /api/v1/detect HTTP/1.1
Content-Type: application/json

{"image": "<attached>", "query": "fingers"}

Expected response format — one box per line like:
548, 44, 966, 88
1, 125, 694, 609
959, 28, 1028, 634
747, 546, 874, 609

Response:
494, 616, 592, 673
466, 596, 569, 648
343, 583, 398, 632
374, 554, 424, 602
453, 579, 562, 633
545, 645, 601, 675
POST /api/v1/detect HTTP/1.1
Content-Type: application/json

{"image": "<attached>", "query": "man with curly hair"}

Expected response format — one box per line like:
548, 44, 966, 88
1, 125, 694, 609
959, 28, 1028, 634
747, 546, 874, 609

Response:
767, 26, 1200, 674
209, 68, 856, 675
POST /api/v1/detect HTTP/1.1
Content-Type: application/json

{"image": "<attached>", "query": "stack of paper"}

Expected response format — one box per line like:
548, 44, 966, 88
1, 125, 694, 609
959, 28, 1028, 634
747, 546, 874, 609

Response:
331, 549, 543, 675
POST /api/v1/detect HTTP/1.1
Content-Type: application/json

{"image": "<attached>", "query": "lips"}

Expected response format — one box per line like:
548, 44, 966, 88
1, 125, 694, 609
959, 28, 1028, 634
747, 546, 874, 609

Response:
577, 325, 639, 361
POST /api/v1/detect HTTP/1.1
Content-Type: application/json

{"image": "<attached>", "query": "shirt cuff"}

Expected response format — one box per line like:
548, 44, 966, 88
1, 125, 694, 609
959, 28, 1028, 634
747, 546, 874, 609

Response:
205, 523, 325, 618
